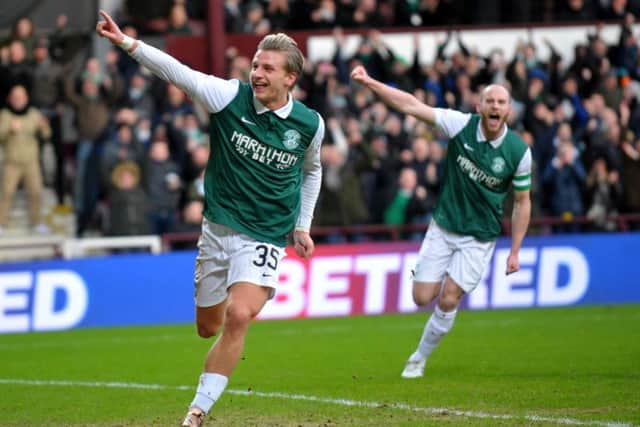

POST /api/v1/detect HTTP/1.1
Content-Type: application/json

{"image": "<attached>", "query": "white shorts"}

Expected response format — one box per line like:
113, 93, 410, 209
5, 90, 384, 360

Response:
194, 218, 286, 307
413, 219, 496, 293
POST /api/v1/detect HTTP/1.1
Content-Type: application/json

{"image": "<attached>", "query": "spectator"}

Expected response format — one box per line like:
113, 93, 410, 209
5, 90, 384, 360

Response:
383, 166, 434, 239
159, 83, 194, 124
31, 36, 67, 206
340, 0, 387, 28
309, 0, 338, 29
48, 14, 81, 64
265, 0, 291, 31
242, 2, 271, 35
555, 0, 598, 22
172, 199, 204, 234
224, 0, 246, 33
100, 122, 145, 187
105, 160, 150, 236
620, 134, 640, 219
0, 40, 33, 108
598, 0, 632, 20
5, 17, 36, 59
597, 70, 624, 110
144, 139, 183, 234
167, 2, 193, 34
585, 157, 622, 230
542, 140, 587, 232
64, 57, 123, 235
314, 119, 370, 241
0, 85, 52, 234
227, 53, 251, 82
416, 0, 458, 27
408, 136, 432, 188
124, 72, 155, 118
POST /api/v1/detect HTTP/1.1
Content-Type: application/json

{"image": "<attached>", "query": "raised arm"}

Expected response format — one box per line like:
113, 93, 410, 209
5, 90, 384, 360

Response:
350, 65, 436, 125
96, 10, 236, 112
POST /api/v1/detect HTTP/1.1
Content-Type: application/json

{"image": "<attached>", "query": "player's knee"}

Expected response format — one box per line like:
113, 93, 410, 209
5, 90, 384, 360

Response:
196, 321, 221, 338
412, 282, 439, 306
224, 304, 252, 332
438, 294, 459, 312
412, 292, 431, 306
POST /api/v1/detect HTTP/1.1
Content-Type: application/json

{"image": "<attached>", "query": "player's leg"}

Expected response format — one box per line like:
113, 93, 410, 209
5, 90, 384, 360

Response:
411, 221, 451, 306
202, 237, 285, 376
412, 280, 442, 306
204, 282, 270, 375
182, 220, 231, 426
182, 303, 226, 427
403, 234, 496, 379
183, 226, 284, 426
195, 303, 226, 338
183, 283, 269, 426
402, 221, 451, 378
192, 221, 228, 338
408, 275, 463, 373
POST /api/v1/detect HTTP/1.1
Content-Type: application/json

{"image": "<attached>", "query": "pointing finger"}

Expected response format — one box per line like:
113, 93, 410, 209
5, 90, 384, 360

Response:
99, 10, 115, 26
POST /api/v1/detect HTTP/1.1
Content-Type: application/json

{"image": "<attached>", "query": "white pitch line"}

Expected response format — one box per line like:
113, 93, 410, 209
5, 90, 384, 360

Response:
0, 378, 633, 427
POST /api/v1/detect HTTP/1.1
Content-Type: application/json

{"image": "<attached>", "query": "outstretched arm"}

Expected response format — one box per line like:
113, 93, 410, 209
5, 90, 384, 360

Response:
506, 189, 531, 275
350, 65, 436, 125
96, 10, 237, 112
96, 10, 138, 53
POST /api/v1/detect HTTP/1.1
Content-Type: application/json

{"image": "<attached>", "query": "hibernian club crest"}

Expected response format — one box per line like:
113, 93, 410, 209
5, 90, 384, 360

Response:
282, 129, 301, 150
491, 157, 506, 173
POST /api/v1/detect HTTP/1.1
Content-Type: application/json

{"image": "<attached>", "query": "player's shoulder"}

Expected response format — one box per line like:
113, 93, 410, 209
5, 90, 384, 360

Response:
506, 128, 528, 150
291, 99, 322, 127
292, 98, 319, 116
236, 80, 252, 95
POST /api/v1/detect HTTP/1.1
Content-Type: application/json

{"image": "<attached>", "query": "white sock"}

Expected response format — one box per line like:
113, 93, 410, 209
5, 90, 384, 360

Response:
415, 305, 457, 360
190, 373, 228, 414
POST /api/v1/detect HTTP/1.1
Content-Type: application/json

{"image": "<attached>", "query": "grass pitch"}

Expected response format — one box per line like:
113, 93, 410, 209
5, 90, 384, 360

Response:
0, 304, 638, 426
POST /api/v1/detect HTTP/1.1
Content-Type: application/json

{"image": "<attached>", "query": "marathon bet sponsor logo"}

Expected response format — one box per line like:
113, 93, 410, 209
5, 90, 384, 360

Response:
231, 131, 298, 169
456, 154, 503, 188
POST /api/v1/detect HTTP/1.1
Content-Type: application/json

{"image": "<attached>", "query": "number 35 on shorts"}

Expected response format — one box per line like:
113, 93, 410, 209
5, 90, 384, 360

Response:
253, 244, 280, 270
251, 244, 285, 286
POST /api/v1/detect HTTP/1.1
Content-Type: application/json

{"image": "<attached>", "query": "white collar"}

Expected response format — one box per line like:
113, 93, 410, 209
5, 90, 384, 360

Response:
476, 121, 508, 148
253, 93, 293, 118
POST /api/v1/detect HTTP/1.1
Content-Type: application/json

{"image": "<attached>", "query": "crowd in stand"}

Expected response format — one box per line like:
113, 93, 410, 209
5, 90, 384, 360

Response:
1, 0, 640, 240
221, 0, 640, 34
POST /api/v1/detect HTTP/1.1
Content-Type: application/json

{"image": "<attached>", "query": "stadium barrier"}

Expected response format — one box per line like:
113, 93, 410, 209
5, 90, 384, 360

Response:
60, 235, 162, 259
162, 213, 640, 250
1, 231, 639, 334
0, 235, 163, 262
0, 235, 66, 261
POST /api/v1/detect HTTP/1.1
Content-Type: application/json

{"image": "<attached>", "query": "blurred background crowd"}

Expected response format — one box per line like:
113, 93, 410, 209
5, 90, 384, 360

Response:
1, 0, 640, 244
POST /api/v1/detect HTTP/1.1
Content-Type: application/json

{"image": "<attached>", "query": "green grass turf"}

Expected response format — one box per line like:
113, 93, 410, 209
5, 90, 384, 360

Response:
0, 305, 638, 426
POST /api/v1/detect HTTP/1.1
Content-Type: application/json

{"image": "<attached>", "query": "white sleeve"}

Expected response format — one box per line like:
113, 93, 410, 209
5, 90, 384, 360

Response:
296, 114, 324, 232
130, 41, 238, 112
433, 108, 472, 138
513, 147, 532, 191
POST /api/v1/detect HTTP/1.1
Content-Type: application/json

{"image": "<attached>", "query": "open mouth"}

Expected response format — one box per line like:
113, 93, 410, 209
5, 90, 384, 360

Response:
488, 113, 501, 127
252, 81, 267, 90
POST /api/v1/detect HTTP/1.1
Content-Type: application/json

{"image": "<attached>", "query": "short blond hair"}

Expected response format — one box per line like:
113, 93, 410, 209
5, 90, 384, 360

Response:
257, 33, 304, 77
